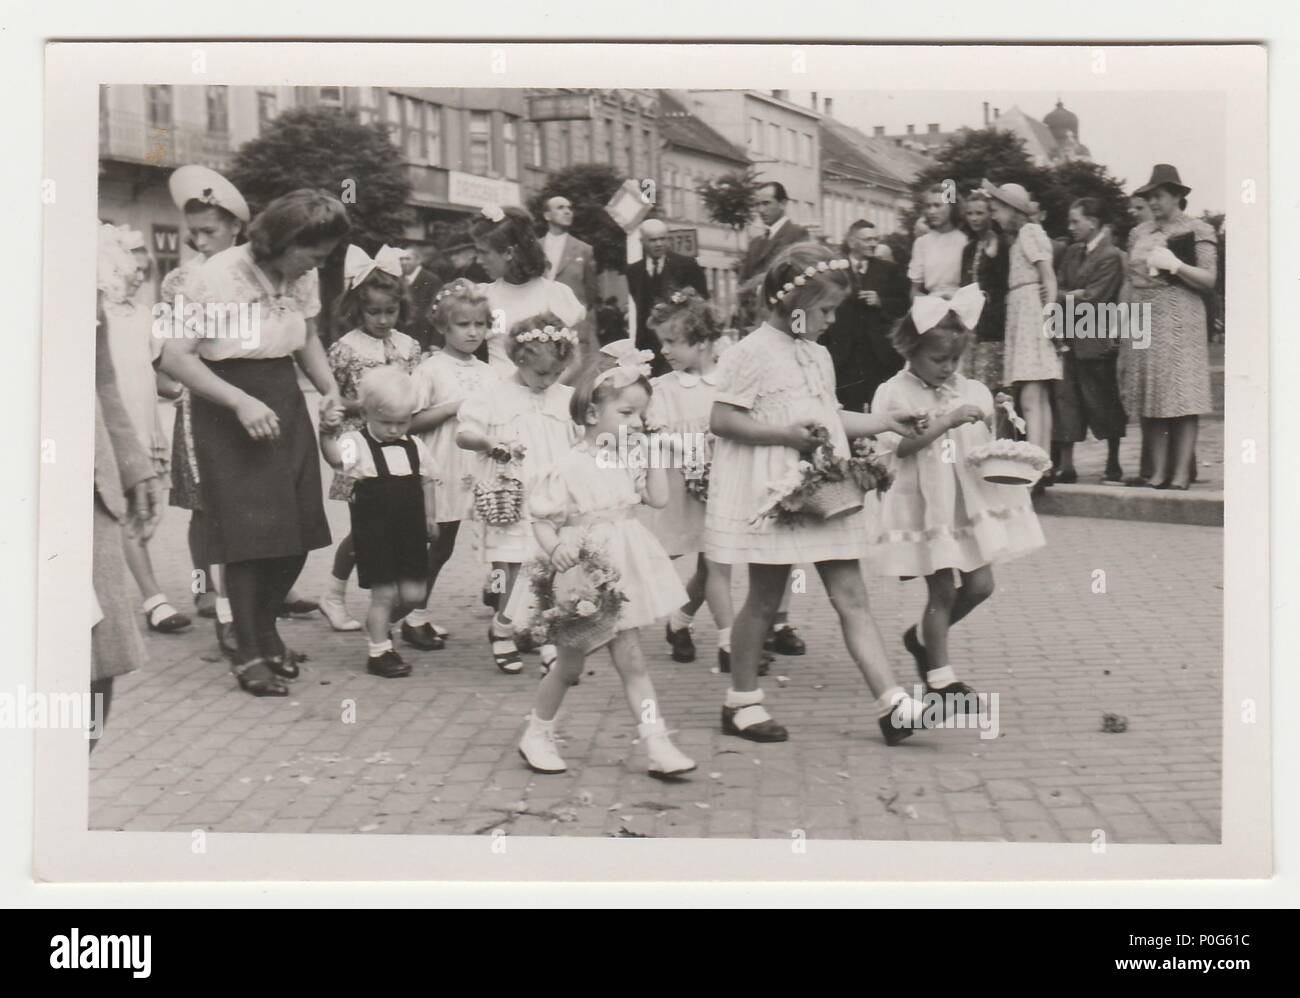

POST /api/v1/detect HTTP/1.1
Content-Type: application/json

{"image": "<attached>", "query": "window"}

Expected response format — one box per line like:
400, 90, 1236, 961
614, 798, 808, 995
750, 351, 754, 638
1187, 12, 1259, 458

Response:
786, 128, 797, 163
469, 111, 492, 174
604, 118, 615, 165
257, 90, 278, 131
801, 132, 813, 166
558, 122, 571, 167
503, 118, 519, 180
404, 101, 425, 162
317, 87, 343, 109
642, 128, 653, 176
768, 123, 780, 158
624, 123, 634, 174
206, 86, 229, 134
356, 87, 382, 126
748, 117, 763, 152
524, 122, 543, 168
146, 86, 172, 129
387, 92, 402, 130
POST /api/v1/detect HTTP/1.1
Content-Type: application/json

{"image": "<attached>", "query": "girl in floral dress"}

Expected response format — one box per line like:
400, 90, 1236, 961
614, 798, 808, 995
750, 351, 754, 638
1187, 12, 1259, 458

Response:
513, 359, 695, 778
401, 280, 500, 650
705, 242, 932, 746
456, 312, 580, 674
317, 246, 423, 632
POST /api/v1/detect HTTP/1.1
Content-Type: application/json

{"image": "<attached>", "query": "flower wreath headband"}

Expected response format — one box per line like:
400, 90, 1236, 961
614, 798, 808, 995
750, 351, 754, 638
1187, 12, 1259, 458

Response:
434, 280, 485, 306
513, 322, 580, 347
767, 258, 852, 305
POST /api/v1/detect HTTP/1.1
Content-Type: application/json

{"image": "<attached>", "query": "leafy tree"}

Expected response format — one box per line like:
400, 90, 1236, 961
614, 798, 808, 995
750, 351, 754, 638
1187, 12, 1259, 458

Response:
526, 164, 628, 273
228, 107, 412, 340
1038, 159, 1132, 243
698, 168, 761, 231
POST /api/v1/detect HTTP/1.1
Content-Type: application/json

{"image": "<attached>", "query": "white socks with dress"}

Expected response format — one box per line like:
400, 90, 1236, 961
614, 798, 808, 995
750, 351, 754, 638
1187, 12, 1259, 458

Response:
724, 687, 772, 728
915, 622, 959, 688
669, 608, 694, 632
215, 597, 233, 624
368, 638, 392, 658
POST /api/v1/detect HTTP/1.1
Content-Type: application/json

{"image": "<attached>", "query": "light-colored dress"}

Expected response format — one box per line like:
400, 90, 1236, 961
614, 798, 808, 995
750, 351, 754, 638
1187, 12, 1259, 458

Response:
504, 441, 687, 634
160, 262, 204, 508
412, 350, 499, 523
705, 323, 871, 565
104, 298, 167, 473
868, 369, 1045, 577
457, 378, 578, 562
324, 328, 423, 500
1003, 223, 1062, 384
643, 369, 717, 557
484, 277, 586, 373
1122, 216, 1215, 418
907, 228, 969, 296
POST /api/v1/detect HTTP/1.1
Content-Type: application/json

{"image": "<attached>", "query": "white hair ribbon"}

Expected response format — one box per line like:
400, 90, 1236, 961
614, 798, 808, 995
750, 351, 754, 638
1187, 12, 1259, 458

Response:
910, 283, 986, 333
594, 347, 654, 390
344, 244, 404, 291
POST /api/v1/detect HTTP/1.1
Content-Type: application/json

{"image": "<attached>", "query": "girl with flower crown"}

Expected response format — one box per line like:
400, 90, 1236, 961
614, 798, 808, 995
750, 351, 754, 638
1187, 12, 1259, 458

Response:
469, 204, 590, 377
456, 311, 580, 674
868, 287, 1045, 709
705, 242, 934, 747
511, 358, 696, 778
400, 279, 500, 651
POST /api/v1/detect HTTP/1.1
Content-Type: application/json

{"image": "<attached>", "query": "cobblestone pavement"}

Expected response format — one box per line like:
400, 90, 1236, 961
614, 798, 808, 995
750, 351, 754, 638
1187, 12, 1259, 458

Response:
89, 459, 1223, 844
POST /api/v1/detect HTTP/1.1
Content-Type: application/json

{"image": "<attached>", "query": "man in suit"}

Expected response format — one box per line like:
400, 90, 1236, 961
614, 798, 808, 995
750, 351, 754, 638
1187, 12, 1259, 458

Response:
736, 182, 810, 332
625, 218, 709, 376
399, 247, 441, 352
1051, 197, 1128, 484
540, 195, 599, 309
823, 220, 910, 413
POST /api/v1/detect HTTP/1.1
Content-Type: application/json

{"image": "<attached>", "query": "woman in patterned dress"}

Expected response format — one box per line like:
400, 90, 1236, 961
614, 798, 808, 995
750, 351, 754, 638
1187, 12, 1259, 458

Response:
1122, 165, 1217, 489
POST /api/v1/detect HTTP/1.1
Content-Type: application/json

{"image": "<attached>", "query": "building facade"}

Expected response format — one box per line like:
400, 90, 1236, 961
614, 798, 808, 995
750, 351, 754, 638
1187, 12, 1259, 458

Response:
818, 113, 917, 241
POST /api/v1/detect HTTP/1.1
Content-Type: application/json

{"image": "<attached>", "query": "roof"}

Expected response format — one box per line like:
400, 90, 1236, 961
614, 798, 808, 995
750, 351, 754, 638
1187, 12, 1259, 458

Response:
657, 92, 750, 166
819, 118, 900, 188
821, 116, 932, 186
995, 106, 1060, 158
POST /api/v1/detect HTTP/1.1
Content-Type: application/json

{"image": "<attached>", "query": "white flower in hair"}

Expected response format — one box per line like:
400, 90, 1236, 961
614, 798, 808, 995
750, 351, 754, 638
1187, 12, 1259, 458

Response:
480, 203, 505, 223
816, 261, 829, 272
794, 276, 807, 286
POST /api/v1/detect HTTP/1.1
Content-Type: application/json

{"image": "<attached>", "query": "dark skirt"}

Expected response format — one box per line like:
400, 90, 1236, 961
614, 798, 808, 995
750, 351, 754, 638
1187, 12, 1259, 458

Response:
191, 357, 331, 564
168, 393, 202, 510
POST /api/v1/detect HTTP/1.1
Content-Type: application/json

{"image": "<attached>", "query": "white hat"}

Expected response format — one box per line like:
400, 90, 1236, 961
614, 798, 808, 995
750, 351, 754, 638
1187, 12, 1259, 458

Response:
168, 165, 251, 223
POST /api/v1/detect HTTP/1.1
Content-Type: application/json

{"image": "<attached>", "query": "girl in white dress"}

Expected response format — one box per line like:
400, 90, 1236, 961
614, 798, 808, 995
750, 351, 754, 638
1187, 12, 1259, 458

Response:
641, 290, 737, 672
403, 280, 499, 650
469, 204, 589, 376
908, 184, 969, 298
457, 311, 580, 674
870, 288, 1045, 707
515, 360, 696, 778
705, 242, 933, 746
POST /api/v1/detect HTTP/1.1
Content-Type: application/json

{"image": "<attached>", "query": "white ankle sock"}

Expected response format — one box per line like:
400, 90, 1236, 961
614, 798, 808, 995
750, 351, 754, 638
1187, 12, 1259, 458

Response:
215, 597, 233, 624
724, 687, 764, 709
876, 685, 908, 719
926, 665, 958, 688
328, 576, 348, 600
142, 593, 166, 614
717, 626, 732, 652
368, 639, 392, 657
529, 710, 556, 730
669, 608, 694, 631
406, 606, 431, 627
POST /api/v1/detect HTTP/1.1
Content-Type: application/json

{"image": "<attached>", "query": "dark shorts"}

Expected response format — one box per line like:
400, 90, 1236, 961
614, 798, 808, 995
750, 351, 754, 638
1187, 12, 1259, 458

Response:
1052, 354, 1127, 443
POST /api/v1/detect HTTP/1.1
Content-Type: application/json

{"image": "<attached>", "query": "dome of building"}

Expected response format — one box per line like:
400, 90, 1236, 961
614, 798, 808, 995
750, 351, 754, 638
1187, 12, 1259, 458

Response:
1044, 99, 1079, 141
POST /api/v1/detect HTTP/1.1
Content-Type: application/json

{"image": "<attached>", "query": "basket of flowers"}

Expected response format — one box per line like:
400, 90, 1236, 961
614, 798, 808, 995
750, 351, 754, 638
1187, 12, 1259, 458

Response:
469, 443, 527, 525
754, 425, 889, 525
682, 432, 713, 502
520, 545, 629, 654
966, 394, 1050, 485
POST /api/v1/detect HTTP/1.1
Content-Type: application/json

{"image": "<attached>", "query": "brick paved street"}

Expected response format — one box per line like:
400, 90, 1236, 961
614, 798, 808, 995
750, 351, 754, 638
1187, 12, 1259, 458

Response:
88, 401, 1223, 843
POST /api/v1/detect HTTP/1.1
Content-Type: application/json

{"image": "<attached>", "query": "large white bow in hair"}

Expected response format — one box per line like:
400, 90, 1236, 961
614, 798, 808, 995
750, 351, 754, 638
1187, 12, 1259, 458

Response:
344, 243, 404, 291
911, 283, 986, 333
594, 341, 654, 389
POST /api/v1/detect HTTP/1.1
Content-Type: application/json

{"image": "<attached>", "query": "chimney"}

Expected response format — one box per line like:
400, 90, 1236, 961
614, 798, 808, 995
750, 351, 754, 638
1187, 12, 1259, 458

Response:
823, 97, 834, 117
983, 101, 990, 126
927, 123, 940, 134
994, 106, 1001, 120
906, 124, 915, 135
873, 126, 885, 137
811, 90, 819, 110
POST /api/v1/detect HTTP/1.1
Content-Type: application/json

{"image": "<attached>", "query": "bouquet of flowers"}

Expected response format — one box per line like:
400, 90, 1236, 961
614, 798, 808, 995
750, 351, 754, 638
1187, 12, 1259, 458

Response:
845, 436, 894, 495
520, 545, 629, 654
468, 442, 527, 525
682, 433, 714, 502
754, 425, 886, 525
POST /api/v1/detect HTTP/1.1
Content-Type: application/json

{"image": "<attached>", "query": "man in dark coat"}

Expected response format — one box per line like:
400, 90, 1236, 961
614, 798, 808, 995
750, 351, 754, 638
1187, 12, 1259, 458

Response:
625, 218, 708, 376
399, 246, 442, 352
737, 181, 810, 331
1051, 197, 1128, 483
822, 220, 909, 413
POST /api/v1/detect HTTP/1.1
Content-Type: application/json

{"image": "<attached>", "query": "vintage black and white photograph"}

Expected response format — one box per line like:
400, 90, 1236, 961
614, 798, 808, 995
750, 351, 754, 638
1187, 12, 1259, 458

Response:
32, 41, 1269, 881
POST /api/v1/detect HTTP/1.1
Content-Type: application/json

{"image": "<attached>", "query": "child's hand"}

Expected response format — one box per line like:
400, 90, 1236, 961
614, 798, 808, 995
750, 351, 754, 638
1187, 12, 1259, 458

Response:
550, 541, 581, 572
781, 421, 823, 451
882, 410, 927, 437
945, 404, 986, 428
487, 442, 513, 462
319, 392, 344, 429
426, 517, 440, 542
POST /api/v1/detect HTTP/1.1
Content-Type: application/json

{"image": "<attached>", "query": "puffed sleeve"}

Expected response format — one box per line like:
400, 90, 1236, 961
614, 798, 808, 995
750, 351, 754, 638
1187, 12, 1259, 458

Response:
907, 235, 926, 285
1020, 224, 1052, 265
413, 436, 437, 482
159, 265, 191, 303
527, 465, 572, 526
547, 280, 587, 328
338, 430, 367, 478
713, 341, 762, 411
870, 379, 902, 457
456, 392, 492, 439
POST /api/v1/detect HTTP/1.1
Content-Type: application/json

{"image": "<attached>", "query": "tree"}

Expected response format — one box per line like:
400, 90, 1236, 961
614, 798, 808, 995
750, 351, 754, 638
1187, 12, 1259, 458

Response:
698, 168, 761, 232
228, 107, 412, 340
1038, 159, 1132, 243
526, 164, 628, 273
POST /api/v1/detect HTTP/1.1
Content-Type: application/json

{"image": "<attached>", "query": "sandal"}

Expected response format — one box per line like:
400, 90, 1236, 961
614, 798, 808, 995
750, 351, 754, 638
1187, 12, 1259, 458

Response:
266, 647, 306, 680
488, 624, 522, 675
539, 644, 559, 678
145, 602, 191, 633
231, 658, 288, 697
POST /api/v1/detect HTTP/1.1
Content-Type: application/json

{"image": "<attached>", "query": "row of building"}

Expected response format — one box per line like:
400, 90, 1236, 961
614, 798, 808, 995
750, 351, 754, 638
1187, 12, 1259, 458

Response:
99, 85, 1088, 315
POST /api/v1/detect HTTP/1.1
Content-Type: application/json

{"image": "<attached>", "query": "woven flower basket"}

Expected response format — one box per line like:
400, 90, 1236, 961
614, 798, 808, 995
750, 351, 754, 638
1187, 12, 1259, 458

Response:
977, 457, 1043, 486
799, 477, 865, 521
552, 607, 620, 654
472, 473, 524, 525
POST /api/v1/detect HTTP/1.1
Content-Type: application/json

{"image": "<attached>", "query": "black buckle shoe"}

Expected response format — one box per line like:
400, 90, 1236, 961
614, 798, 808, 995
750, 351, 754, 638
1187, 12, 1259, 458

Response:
721, 704, 788, 742
923, 681, 982, 718
401, 621, 445, 651
878, 712, 915, 747
266, 647, 305, 680
367, 649, 412, 679
764, 625, 805, 656
665, 622, 696, 662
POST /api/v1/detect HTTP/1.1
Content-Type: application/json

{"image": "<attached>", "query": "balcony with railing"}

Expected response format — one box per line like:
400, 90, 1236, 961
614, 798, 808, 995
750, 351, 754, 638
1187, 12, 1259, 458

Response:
100, 109, 234, 171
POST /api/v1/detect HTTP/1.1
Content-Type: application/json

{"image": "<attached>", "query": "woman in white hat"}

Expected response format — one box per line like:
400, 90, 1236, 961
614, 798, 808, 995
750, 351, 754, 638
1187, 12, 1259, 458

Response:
982, 181, 1060, 470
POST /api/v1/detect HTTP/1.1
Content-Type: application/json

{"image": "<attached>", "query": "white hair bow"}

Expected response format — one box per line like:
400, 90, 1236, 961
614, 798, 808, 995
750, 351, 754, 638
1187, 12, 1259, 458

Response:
344, 244, 404, 291
594, 343, 654, 390
911, 283, 986, 333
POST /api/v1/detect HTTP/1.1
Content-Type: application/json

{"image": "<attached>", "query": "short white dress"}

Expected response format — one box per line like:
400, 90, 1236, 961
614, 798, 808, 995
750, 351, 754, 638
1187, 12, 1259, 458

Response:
413, 351, 499, 523
867, 368, 1045, 577
457, 377, 578, 562
642, 369, 718, 558
504, 441, 687, 634
704, 323, 872, 565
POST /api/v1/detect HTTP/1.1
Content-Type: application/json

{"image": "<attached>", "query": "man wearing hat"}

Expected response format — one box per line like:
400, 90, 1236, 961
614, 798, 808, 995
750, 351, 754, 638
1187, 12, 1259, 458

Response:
823, 219, 909, 413
398, 247, 441, 352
